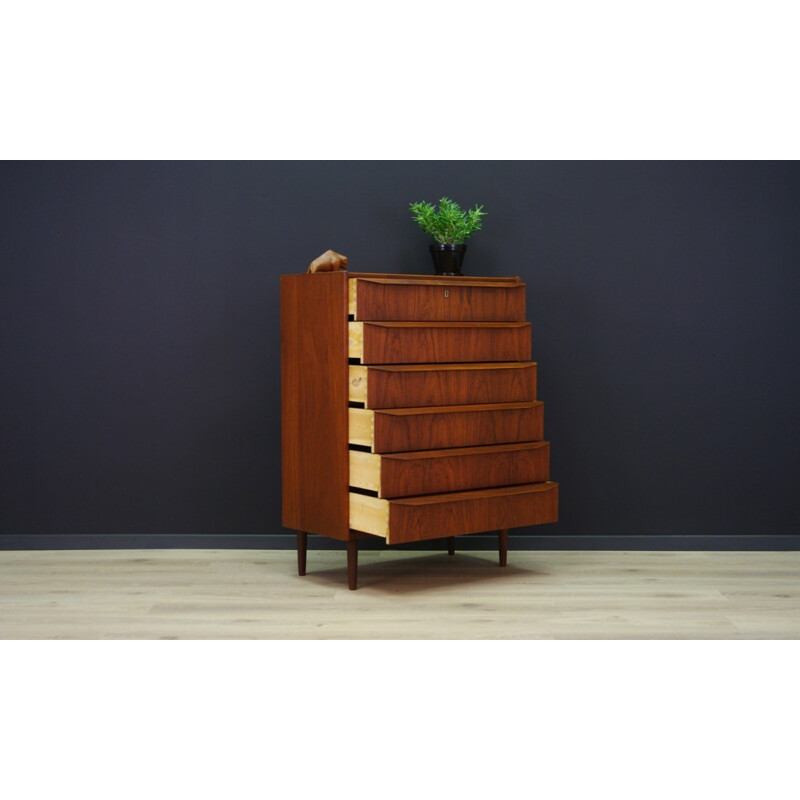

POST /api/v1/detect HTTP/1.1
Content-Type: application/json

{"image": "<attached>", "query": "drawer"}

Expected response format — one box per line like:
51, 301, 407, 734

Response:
349, 401, 543, 453
350, 482, 559, 544
350, 441, 550, 498
349, 322, 532, 364
348, 277, 525, 322
348, 362, 536, 408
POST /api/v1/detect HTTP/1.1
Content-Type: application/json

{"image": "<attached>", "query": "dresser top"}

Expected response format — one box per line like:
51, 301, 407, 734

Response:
347, 272, 521, 284
281, 271, 522, 285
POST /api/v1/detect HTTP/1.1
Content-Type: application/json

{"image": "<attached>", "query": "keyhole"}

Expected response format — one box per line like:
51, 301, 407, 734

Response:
444, 290, 449, 298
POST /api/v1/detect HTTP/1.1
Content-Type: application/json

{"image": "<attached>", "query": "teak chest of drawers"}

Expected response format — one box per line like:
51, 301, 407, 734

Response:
281, 271, 558, 589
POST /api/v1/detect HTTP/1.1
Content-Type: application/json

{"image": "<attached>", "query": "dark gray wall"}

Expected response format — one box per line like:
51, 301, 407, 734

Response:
1, 161, 799, 549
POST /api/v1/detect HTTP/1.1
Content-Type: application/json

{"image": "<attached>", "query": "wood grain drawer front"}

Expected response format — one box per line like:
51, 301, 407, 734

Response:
350, 482, 559, 544
349, 322, 532, 364
348, 278, 526, 322
348, 362, 536, 408
349, 401, 543, 453
350, 441, 550, 498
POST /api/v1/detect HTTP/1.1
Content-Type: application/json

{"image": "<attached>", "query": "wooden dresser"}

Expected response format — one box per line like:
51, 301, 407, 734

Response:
280, 271, 558, 589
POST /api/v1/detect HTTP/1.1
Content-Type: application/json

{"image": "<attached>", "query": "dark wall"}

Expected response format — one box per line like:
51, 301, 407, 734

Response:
2, 161, 799, 548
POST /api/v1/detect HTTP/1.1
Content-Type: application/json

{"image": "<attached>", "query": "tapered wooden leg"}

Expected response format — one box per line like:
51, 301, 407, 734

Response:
447, 537, 455, 556
498, 529, 508, 567
347, 538, 358, 590
297, 531, 307, 576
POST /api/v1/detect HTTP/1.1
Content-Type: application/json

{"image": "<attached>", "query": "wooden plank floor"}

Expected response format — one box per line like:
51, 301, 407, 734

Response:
1, 549, 798, 639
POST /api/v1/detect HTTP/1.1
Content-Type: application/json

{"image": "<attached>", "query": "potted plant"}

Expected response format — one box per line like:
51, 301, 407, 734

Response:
409, 196, 486, 275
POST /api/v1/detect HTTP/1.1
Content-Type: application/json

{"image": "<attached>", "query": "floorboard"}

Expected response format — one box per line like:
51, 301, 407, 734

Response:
1, 549, 798, 639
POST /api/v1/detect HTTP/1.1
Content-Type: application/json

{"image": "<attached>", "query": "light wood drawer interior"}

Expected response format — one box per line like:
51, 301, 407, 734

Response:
349, 492, 390, 538
349, 449, 381, 494
349, 365, 368, 403
349, 407, 375, 448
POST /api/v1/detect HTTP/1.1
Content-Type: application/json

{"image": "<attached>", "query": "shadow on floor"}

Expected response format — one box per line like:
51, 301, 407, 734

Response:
301, 552, 549, 594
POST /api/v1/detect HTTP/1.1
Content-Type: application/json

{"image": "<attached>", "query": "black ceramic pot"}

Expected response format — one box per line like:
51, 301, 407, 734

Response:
429, 243, 467, 276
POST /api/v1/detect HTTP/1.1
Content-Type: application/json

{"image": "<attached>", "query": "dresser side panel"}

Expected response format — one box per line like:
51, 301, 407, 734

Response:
281, 272, 349, 540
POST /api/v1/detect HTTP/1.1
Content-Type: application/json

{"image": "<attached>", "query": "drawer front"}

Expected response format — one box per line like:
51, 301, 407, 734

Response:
350, 322, 531, 364
350, 442, 550, 498
349, 362, 537, 408
390, 482, 559, 543
349, 482, 559, 544
349, 278, 526, 322
350, 401, 543, 453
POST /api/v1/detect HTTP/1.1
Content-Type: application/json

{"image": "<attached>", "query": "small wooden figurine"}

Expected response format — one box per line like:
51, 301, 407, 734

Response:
307, 250, 348, 273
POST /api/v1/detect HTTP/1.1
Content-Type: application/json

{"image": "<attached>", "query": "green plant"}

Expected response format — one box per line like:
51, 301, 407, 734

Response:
409, 197, 486, 245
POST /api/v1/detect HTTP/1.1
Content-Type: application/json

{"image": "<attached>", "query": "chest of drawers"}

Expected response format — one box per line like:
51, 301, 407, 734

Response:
281, 271, 558, 589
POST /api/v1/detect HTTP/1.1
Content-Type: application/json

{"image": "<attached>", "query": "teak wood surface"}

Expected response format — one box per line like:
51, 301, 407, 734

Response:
360, 401, 544, 453
390, 482, 558, 542
346, 273, 522, 284
352, 321, 532, 364
378, 441, 551, 498
350, 278, 526, 322
281, 272, 349, 540
350, 362, 537, 409
383, 482, 558, 544
348, 441, 551, 498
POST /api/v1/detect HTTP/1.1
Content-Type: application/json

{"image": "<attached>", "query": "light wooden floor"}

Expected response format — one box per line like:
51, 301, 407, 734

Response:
1, 549, 798, 639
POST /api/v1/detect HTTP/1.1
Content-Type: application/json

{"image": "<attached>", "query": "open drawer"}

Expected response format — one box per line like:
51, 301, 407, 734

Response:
348, 321, 531, 364
348, 362, 537, 408
348, 277, 525, 322
350, 441, 550, 498
350, 482, 559, 544
349, 401, 543, 453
